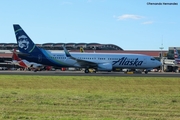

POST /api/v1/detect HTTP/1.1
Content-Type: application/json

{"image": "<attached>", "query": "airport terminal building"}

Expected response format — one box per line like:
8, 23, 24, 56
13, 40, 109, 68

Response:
0, 42, 168, 58
0, 42, 179, 72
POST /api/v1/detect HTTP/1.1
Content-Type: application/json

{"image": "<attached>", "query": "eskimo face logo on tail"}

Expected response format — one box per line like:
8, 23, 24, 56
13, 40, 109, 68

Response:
18, 35, 29, 50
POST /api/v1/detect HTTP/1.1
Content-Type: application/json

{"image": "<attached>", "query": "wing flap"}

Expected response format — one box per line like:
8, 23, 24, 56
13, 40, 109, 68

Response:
75, 59, 97, 67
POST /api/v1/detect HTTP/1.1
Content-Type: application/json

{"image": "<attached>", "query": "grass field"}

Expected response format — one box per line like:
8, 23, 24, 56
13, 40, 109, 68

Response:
0, 75, 180, 120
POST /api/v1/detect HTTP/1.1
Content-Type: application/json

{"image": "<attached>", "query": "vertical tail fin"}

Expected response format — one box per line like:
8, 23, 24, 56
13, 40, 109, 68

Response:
12, 49, 28, 68
174, 47, 179, 59
80, 47, 84, 53
12, 49, 21, 61
13, 24, 40, 54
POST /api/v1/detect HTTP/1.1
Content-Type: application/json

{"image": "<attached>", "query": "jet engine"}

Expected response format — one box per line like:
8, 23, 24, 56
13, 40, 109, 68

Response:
97, 63, 112, 71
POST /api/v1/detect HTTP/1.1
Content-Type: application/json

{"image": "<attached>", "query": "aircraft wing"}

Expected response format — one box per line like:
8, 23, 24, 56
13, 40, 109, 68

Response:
63, 46, 97, 67
72, 56, 97, 67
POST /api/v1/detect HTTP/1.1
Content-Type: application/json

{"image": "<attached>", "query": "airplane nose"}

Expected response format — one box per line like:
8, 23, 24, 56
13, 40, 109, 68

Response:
157, 61, 162, 66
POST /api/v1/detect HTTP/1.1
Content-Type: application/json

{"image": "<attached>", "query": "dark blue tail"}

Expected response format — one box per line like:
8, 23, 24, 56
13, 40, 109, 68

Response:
13, 24, 67, 67
13, 24, 41, 54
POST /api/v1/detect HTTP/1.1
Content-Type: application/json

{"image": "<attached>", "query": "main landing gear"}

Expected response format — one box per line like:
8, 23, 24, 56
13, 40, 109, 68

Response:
144, 69, 149, 74
84, 69, 96, 73
84, 69, 89, 73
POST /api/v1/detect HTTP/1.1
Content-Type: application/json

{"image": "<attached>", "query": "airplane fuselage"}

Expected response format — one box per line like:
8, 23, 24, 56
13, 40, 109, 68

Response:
19, 52, 160, 69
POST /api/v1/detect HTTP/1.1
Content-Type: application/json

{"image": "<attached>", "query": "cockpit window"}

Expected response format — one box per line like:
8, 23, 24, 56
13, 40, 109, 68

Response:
151, 58, 156, 61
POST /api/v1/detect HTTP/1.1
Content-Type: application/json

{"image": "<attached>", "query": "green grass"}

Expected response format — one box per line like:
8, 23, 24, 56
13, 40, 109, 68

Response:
0, 75, 180, 120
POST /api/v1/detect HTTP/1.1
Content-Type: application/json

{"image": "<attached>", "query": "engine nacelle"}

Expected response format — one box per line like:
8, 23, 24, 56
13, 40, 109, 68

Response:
30, 64, 34, 67
97, 63, 112, 71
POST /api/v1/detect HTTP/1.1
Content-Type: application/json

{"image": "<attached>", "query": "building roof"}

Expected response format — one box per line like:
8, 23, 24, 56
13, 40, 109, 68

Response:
0, 53, 12, 58
0, 42, 123, 50
0, 50, 167, 59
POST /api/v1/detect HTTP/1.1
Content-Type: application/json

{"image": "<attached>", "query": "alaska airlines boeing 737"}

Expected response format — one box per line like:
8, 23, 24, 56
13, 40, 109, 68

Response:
13, 24, 161, 74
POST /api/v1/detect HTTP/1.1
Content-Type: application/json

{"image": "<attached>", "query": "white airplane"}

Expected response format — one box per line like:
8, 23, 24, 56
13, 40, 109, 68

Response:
13, 24, 161, 74
11, 49, 44, 71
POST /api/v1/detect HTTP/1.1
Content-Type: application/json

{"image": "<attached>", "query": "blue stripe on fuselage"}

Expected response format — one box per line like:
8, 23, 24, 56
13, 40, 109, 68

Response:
39, 49, 70, 67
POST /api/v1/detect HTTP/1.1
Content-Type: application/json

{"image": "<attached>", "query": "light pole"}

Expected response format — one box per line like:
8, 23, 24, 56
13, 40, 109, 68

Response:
159, 46, 164, 72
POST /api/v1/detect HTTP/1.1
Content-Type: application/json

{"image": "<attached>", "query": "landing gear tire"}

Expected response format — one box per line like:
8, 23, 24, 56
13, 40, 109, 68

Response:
84, 69, 89, 73
145, 71, 148, 74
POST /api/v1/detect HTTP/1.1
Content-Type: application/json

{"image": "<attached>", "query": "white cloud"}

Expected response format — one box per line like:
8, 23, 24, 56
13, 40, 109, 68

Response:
115, 14, 143, 20
142, 21, 154, 24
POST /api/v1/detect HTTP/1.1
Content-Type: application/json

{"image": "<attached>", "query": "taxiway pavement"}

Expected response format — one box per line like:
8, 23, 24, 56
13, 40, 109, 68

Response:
0, 70, 180, 77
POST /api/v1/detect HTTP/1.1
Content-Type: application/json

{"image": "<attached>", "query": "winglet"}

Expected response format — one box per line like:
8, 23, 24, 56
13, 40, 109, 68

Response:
62, 45, 71, 57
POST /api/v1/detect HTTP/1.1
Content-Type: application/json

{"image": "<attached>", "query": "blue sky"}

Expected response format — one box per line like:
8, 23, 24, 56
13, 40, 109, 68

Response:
0, 0, 179, 50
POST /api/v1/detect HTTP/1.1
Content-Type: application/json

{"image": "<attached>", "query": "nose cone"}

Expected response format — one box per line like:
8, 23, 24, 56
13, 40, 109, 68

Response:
157, 60, 162, 67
